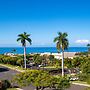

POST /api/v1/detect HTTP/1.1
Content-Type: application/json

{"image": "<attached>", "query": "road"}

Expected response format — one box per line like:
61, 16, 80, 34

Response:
0, 65, 88, 90
22, 84, 87, 90
0, 66, 19, 80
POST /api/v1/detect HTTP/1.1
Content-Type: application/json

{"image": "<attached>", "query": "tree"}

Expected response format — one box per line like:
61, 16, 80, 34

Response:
81, 59, 90, 74
13, 70, 52, 90
13, 70, 70, 90
48, 55, 54, 65
72, 57, 82, 68
51, 76, 70, 90
78, 57, 90, 83
87, 44, 90, 53
54, 32, 69, 76
64, 58, 73, 69
17, 58, 24, 67
17, 32, 32, 69
33, 54, 42, 65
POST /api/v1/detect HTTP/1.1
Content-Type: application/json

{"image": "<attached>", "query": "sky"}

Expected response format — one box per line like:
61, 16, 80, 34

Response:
0, 0, 90, 47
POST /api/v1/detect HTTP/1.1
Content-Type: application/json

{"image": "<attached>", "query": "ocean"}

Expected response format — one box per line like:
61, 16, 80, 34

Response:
0, 47, 88, 54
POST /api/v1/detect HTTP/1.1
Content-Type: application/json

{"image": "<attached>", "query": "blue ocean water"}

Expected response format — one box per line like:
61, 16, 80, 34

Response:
0, 47, 88, 54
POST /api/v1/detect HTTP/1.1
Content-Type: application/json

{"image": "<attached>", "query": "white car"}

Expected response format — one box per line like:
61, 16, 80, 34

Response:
70, 77, 79, 81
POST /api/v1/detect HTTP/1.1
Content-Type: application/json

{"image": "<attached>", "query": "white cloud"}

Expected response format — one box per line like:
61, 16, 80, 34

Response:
75, 40, 90, 44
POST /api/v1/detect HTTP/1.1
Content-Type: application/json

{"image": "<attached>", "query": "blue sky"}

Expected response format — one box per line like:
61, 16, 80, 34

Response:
0, 0, 90, 47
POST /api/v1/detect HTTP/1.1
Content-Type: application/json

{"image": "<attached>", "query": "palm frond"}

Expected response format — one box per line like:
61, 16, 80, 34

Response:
58, 32, 62, 36
18, 33, 27, 39
62, 39, 69, 50
21, 39, 26, 46
53, 37, 59, 42
26, 34, 30, 37
17, 32, 32, 47
56, 42, 61, 53
54, 32, 69, 51
17, 38, 21, 42
24, 32, 27, 35
26, 38, 32, 45
63, 32, 68, 38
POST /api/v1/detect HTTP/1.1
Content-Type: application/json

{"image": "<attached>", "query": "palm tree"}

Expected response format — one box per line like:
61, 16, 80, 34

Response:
17, 32, 32, 69
54, 32, 69, 76
87, 44, 90, 52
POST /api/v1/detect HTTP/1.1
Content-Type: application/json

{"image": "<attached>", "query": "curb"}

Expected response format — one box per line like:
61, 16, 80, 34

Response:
17, 88, 23, 90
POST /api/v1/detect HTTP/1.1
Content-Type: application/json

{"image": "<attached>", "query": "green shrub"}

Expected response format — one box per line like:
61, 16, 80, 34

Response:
0, 55, 24, 66
86, 75, 90, 84
78, 73, 88, 81
13, 70, 70, 90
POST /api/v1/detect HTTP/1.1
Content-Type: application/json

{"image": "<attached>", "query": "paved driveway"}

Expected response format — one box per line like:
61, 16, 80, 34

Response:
66, 84, 87, 90
0, 65, 35, 89
0, 66, 19, 80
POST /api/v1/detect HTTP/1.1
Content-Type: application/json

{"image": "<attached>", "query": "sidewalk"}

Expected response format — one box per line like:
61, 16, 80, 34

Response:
72, 82, 90, 87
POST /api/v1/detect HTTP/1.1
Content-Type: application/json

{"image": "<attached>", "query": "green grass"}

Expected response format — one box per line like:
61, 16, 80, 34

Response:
85, 87, 90, 90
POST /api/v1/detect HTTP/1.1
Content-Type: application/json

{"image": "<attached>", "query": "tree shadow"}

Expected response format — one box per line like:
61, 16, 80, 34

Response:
49, 68, 69, 75
0, 67, 9, 72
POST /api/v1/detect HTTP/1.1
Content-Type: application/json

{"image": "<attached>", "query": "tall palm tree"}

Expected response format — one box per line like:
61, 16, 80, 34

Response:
54, 32, 69, 76
87, 43, 90, 52
17, 32, 32, 69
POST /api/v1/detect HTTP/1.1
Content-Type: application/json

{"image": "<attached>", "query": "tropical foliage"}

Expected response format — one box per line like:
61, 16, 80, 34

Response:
13, 70, 70, 90
33, 54, 43, 65
0, 55, 24, 67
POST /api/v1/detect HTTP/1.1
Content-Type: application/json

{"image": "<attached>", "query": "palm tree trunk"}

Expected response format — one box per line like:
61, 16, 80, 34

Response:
62, 50, 64, 76
24, 46, 26, 69
42, 59, 44, 70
